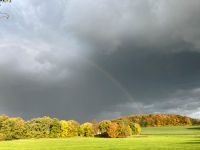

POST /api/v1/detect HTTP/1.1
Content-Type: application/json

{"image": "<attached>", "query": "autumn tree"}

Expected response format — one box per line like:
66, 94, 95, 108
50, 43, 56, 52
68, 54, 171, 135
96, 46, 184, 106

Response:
98, 120, 111, 135
107, 122, 119, 138
0, 117, 26, 140
60, 120, 79, 137
107, 121, 132, 138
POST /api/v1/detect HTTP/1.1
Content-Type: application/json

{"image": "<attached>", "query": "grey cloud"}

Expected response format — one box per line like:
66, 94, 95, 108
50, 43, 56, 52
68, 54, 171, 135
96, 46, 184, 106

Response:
65, 0, 200, 53
97, 87, 200, 120
0, 0, 200, 121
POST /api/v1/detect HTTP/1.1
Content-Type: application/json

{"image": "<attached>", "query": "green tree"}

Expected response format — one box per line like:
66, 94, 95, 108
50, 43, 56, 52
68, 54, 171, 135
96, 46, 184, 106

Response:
0, 115, 11, 140
25, 116, 54, 138
49, 118, 61, 138
0, 133, 6, 141
129, 122, 142, 135
117, 122, 132, 138
0, 115, 9, 129
79, 122, 94, 137
98, 120, 111, 135
0, 117, 26, 140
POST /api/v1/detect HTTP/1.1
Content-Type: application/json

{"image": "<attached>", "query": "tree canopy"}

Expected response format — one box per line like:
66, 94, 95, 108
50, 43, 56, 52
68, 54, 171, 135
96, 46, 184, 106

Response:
0, 0, 11, 3
0, 0, 11, 19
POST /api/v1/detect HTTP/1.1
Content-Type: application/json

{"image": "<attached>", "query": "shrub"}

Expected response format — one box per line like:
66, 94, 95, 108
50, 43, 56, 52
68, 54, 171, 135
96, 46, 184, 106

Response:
107, 122, 119, 138
49, 118, 61, 138
99, 120, 111, 134
116, 122, 132, 138
0, 117, 26, 140
60, 120, 79, 137
192, 119, 200, 125
25, 116, 54, 138
91, 119, 100, 135
107, 121, 132, 138
0, 133, 6, 141
79, 122, 94, 137
182, 117, 192, 126
129, 122, 141, 135
0, 115, 9, 130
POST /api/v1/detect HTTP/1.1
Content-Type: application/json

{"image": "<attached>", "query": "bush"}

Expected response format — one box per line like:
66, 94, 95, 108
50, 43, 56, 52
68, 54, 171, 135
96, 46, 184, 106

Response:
60, 120, 79, 137
0, 117, 26, 140
116, 122, 132, 138
107, 122, 132, 138
129, 122, 141, 135
0, 115, 9, 130
0, 133, 6, 141
99, 120, 111, 134
107, 122, 119, 138
79, 122, 94, 137
192, 119, 200, 125
91, 119, 100, 135
49, 118, 61, 138
25, 116, 54, 138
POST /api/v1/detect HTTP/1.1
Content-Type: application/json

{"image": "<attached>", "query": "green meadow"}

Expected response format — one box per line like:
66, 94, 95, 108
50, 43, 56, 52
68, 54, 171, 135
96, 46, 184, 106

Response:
0, 126, 200, 150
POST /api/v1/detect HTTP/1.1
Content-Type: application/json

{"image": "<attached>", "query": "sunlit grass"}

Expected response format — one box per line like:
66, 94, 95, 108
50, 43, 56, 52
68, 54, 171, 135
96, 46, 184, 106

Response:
0, 126, 200, 150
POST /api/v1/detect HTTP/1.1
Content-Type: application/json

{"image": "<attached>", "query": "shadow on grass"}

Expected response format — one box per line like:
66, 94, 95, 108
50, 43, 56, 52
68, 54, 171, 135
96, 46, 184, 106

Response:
183, 141, 200, 145
94, 133, 109, 138
187, 127, 200, 130
132, 135, 149, 138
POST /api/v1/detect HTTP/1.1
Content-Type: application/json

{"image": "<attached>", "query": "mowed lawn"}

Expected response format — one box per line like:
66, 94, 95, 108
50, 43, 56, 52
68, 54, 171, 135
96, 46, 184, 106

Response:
0, 126, 200, 150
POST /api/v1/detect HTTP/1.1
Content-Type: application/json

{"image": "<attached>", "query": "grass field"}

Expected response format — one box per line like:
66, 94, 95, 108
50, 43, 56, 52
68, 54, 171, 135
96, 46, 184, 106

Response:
0, 126, 200, 150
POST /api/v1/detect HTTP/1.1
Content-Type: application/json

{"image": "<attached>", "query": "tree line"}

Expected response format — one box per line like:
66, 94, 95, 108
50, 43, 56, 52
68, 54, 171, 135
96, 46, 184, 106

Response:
113, 114, 194, 127
1, 114, 196, 141
0, 115, 141, 141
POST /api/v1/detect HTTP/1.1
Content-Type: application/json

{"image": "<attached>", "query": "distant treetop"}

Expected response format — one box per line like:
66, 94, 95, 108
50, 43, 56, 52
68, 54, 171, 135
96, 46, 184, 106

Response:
0, 0, 11, 3
0, 0, 11, 19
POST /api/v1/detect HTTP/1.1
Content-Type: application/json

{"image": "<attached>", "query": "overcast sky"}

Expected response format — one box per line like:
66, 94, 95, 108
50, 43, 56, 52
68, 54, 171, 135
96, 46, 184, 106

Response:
0, 0, 200, 121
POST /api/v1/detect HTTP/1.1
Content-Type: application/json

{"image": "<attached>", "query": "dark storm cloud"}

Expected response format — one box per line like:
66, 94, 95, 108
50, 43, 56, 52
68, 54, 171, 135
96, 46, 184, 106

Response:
66, 0, 200, 53
0, 0, 200, 121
